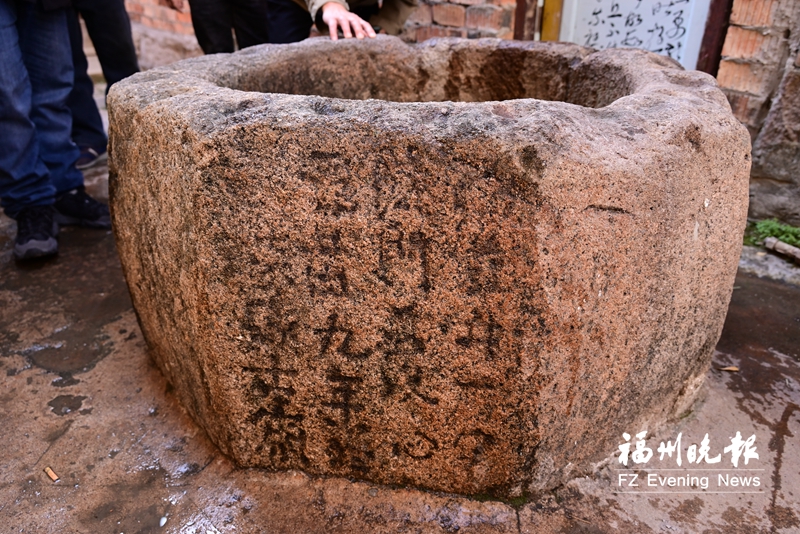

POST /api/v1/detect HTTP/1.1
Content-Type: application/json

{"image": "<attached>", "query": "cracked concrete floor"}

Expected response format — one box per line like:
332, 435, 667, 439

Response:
1, 164, 799, 533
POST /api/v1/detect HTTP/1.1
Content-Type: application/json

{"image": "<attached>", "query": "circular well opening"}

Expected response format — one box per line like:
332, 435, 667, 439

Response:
230, 39, 634, 108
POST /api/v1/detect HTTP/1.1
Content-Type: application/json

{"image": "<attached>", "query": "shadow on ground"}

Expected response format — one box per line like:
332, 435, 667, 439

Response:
0, 164, 798, 533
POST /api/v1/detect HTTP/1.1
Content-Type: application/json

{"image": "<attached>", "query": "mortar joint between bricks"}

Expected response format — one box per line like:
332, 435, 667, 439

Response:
720, 56, 772, 67
730, 24, 789, 35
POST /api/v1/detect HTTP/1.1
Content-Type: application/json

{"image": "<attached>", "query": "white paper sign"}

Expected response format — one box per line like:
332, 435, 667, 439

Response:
559, 0, 712, 70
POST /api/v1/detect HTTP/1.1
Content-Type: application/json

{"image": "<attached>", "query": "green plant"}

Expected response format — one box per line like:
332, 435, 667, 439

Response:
468, 491, 529, 508
744, 219, 800, 247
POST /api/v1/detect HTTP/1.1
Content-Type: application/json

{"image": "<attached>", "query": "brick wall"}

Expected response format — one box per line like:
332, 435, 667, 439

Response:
716, 0, 797, 137
402, 0, 516, 42
124, 0, 515, 44
122, 0, 201, 70
717, 0, 800, 226
125, 0, 194, 35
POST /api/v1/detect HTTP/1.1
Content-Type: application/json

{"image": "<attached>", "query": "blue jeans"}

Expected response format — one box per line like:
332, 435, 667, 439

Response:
0, 0, 83, 218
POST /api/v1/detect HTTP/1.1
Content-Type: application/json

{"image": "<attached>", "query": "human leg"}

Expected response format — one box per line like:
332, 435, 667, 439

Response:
1, 2, 108, 260
66, 7, 108, 161
230, 0, 270, 48
266, 0, 311, 43
17, 2, 84, 197
187, 0, 235, 53
0, 1, 69, 258
0, 0, 57, 219
73, 0, 139, 88
20, 4, 110, 233
29, 7, 110, 231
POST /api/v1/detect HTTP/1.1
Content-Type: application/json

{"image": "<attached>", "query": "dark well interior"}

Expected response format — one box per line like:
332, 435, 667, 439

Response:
232, 42, 636, 108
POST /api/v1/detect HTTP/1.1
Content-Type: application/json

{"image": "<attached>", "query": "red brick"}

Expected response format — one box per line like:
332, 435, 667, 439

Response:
149, 17, 170, 31
721, 26, 784, 62
449, 0, 485, 6
142, 3, 158, 18
725, 91, 752, 122
126, 2, 144, 14
406, 4, 433, 26
465, 4, 511, 31
730, 0, 776, 28
723, 90, 769, 130
400, 26, 418, 41
432, 3, 466, 28
127, 0, 198, 34
487, 0, 516, 7
416, 25, 466, 41
496, 26, 512, 39
717, 60, 772, 95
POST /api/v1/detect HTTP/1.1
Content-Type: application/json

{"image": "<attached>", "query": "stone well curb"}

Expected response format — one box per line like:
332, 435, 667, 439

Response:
108, 36, 751, 497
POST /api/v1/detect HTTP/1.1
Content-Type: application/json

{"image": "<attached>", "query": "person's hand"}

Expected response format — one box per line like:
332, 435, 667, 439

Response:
163, 0, 186, 12
321, 2, 377, 41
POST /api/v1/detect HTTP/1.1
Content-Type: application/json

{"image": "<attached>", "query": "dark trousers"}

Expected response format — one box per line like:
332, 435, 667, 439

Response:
266, 0, 379, 44
66, 0, 139, 150
188, 0, 270, 54
266, 0, 311, 44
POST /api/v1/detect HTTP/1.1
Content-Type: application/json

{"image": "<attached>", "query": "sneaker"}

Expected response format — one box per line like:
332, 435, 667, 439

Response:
14, 205, 59, 260
53, 187, 111, 229
75, 146, 108, 170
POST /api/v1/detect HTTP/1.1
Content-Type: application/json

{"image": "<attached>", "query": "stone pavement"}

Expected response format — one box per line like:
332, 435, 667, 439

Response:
0, 164, 798, 533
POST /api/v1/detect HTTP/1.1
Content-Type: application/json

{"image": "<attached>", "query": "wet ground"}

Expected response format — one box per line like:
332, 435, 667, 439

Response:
1, 165, 799, 533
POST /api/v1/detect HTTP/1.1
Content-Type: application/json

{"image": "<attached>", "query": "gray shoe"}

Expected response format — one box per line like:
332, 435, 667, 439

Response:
13, 205, 59, 260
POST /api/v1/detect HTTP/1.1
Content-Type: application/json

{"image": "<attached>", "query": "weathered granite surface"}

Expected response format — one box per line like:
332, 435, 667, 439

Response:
108, 36, 751, 497
746, 2, 800, 227
750, 56, 800, 227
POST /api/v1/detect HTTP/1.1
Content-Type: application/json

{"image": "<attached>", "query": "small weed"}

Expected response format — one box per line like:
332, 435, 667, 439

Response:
744, 219, 800, 247
506, 495, 529, 508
